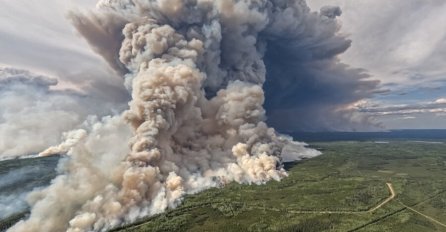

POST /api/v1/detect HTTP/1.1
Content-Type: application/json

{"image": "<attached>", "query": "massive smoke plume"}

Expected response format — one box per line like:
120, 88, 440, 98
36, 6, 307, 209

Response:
8, 0, 376, 231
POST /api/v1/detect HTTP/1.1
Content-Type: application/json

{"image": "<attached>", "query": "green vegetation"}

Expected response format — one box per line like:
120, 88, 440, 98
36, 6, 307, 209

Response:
114, 141, 446, 232
0, 212, 27, 232
2, 141, 446, 231
0, 155, 59, 193
0, 155, 58, 232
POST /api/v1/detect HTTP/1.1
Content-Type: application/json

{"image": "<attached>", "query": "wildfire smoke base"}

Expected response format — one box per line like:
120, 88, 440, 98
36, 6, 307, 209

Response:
7, 0, 375, 231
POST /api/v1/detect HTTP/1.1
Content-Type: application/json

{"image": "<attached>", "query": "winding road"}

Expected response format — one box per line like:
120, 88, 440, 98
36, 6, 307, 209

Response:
368, 183, 395, 213
251, 182, 397, 215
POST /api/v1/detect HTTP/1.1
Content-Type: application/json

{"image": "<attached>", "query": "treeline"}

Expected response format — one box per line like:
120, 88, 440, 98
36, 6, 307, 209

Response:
0, 211, 27, 232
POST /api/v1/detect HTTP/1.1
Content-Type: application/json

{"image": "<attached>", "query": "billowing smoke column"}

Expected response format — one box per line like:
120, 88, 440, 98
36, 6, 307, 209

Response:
8, 0, 376, 231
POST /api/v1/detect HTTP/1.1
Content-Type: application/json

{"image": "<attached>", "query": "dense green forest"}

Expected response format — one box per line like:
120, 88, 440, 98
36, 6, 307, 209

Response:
2, 141, 446, 232
114, 141, 446, 232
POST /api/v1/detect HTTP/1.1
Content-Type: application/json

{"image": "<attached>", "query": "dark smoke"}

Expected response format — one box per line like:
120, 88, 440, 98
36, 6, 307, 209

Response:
7, 1, 378, 232
71, 1, 379, 132
261, 5, 379, 131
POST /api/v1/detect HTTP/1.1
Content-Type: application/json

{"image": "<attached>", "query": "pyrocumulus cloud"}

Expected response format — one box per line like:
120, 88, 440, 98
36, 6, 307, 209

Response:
8, 1, 377, 231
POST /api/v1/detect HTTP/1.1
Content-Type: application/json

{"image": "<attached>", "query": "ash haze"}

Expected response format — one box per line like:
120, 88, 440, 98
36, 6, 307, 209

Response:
0, 0, 444, 232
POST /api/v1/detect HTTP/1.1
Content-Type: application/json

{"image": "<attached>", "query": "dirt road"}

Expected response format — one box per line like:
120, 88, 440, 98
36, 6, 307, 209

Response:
368, 183, 396, 213
400, 202, 446, 228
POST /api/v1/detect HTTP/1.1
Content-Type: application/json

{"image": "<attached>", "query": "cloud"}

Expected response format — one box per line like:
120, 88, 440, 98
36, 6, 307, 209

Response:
6, 1, 352, 231
353, 97, 446, 129
69, 1, 380, 132
436, 98, 446, 104
0, 0, 128, 105
307, 0, 446, 91
260, 5, 379, 131
0, 0, 97, 73
357, 98, 446, 117
2, 0, 444, 133
304, 0, 446, 129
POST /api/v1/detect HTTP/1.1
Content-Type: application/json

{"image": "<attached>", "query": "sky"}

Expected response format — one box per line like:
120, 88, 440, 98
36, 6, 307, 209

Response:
0, 0, 445, 134
0, 1, 444, 230
308, 0, 446, 129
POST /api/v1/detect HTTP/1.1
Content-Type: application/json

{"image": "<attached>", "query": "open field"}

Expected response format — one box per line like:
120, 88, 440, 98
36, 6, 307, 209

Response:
112, 141, 446, 232
2, 141, 446, 231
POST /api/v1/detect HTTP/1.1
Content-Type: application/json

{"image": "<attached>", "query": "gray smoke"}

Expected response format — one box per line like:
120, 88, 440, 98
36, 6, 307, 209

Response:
0, 67, 127, 159
261, 4, 379, 131
0, 156, 59, 219
8, 0, 376, 231
0, 166, 36, 218
71, 1, 379, 132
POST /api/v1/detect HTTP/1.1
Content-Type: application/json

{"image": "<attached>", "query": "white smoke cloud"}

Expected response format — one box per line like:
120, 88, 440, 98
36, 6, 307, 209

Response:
0, 67, 83, 158
5, 1, 387, 231
38, 129, 87, 157
0, 67, 126, 159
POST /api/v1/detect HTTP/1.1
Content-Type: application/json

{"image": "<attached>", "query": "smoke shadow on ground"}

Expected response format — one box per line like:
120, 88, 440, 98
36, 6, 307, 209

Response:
283, 159, 311, 171
0, 155, 60, 219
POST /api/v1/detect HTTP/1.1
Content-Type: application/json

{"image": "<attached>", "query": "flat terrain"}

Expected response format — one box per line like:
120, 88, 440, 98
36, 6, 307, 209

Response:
0, 156, 59, 231
113, 141, 446, 232
2, 141, 446, 232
